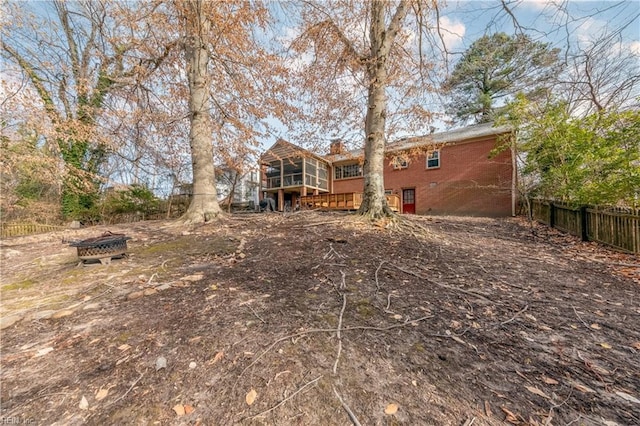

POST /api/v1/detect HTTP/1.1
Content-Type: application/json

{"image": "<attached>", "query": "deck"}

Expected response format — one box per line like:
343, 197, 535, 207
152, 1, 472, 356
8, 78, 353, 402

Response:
300, 192, 400, 212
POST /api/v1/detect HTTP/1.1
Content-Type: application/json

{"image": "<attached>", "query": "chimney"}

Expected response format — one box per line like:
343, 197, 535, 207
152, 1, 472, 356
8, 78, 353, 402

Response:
329, 139, 345, 155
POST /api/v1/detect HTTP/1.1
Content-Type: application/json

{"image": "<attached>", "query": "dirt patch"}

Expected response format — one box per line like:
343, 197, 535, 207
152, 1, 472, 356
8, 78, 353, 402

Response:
1, 212, 639, 425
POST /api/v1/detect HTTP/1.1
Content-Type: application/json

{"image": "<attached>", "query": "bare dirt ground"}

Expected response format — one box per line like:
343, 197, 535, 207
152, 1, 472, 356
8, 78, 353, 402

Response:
1, 211, 639, 426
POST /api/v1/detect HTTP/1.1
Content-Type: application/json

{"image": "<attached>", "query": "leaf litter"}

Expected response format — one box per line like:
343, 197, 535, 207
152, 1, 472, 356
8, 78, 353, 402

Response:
0, 213, 638, 425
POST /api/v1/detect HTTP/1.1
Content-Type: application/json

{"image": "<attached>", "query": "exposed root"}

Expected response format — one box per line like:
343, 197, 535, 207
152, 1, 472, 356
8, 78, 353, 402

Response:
250, 376, 322, 420
333, 386, 363, 426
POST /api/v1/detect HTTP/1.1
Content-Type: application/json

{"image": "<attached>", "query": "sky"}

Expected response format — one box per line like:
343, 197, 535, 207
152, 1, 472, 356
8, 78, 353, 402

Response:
262, 0, 640, 147
439, 1, 639, 51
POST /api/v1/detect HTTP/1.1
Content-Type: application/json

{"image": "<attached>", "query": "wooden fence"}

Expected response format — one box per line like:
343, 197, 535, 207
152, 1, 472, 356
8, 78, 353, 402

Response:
1, 223, 64, 238
531, 200, 640, 254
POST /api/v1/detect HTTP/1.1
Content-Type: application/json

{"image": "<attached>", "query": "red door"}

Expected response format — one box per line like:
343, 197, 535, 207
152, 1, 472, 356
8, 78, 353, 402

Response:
402, 189, 415, 214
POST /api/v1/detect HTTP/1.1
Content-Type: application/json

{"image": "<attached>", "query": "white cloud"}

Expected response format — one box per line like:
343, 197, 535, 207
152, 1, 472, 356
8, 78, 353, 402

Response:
574, 16, 608, 44
629, 41, 640, 56
438, 16, 466, 50
521, 0, 555, 11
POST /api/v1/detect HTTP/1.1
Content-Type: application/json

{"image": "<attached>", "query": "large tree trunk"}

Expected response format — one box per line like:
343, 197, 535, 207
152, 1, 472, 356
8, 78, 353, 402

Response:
358, 0, 408, 220
358, 58, 392, 219
182, 0, 222, 223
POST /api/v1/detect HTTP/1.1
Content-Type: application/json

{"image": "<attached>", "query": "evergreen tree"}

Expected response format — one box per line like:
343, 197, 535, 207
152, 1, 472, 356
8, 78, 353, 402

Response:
443, 33, 561, 124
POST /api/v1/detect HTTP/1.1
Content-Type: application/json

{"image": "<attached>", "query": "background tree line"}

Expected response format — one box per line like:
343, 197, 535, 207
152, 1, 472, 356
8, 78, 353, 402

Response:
2, 1, 638, 226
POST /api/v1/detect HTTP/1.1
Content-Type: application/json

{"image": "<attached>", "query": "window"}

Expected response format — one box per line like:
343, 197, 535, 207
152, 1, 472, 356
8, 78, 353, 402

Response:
392, 156, 408, 169
334, 163, 363, 180
426, 150, 440, 169
265, 161, 281, 188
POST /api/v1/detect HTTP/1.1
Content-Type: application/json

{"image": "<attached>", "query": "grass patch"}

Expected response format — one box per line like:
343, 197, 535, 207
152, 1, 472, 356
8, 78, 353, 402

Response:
135, 236, 237, 259
2, 278, 38, 291
355, 299, 375, 318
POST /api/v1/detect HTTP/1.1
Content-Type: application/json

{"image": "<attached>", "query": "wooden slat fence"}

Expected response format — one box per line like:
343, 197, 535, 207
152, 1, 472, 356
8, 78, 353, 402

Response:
531, 200, 640, 254
1, 223, 64, 238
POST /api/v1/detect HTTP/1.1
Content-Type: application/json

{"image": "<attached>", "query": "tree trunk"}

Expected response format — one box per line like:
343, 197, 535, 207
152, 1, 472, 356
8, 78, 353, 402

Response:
182, 0, 222, 223
358, 57, 393, 219
358, 0, 408, 220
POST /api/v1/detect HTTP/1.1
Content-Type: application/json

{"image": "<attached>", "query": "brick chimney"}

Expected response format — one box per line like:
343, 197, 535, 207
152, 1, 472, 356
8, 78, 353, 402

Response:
329, 139, 345, 155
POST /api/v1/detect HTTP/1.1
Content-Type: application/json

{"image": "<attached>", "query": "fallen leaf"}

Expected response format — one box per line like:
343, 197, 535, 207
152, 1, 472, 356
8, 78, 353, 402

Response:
541, 376, 559, 385
500, 406, 520, 424
210, 351, 224, 364
184, 404, 195, 414
594, 310, 605, 317
245, 388, 257, 405
573, 383, 595, 393
451, 335, 466, 345
599, 343, 612, 349
525, 385, 550, 400
95, 388, 109, 401
79, 395, 89, 410
631, 342, 640, 350
118, 344, 131, 351
590, 362, 610, 376
173, 404, 185, 416
34, 347, 54, 357
615, 391, 640, 404
384, 403, 398, 415
183, 274, 204, 282
484, 400, 492, 417
155, 356, 167, 371
392, 314, 402, 320
590, 323, 601, 330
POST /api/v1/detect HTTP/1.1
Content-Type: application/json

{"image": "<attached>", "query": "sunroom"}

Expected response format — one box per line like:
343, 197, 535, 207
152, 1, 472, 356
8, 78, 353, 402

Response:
259, 139, 330, 211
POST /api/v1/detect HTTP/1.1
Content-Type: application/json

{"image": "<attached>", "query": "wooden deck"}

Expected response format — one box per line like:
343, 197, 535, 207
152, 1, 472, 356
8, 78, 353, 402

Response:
300, 192, 401, 212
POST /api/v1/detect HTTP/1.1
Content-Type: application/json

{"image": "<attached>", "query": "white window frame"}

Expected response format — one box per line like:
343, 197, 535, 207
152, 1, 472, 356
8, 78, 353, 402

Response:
392, 155, 408, 170
426, 150, 440, 169
334, 163, 363, 180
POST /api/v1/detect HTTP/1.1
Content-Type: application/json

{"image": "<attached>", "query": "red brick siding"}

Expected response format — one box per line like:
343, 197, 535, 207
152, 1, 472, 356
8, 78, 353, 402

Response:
387, 137, 512, 216
330, 136, 513, 217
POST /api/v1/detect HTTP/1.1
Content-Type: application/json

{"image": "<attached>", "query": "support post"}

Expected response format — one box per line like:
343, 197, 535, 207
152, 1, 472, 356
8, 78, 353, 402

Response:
277, 189, 284, 212
580, 206, 588, 241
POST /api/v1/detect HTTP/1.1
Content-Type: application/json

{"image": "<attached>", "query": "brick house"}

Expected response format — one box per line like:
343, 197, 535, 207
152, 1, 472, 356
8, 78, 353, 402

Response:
259, 122, 515, 217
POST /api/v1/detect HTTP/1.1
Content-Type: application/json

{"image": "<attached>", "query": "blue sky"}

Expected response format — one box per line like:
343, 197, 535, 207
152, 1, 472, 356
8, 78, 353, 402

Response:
439, 1, 639, 54
262, 0, 640, 148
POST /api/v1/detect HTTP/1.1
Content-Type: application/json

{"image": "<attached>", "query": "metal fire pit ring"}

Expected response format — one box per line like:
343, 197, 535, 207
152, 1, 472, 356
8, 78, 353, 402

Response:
69, 231, 131, 265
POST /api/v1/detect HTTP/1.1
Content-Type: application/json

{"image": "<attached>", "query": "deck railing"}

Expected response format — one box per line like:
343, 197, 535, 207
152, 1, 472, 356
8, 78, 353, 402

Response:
300, 192, 400, 212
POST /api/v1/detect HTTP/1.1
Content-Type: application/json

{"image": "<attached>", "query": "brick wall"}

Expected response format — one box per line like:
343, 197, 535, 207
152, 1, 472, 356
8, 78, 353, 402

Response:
332, 136, 513, 217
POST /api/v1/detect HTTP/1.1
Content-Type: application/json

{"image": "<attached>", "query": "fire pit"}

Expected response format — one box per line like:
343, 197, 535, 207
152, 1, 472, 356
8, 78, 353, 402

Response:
69, 231, 131, 265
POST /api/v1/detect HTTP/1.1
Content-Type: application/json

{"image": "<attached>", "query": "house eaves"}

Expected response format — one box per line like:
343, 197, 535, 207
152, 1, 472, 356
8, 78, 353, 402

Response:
388, 122, 512, 153
328, 122, 512, 162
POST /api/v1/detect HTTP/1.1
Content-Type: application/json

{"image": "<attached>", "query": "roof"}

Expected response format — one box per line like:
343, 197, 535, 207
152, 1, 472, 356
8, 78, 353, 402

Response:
260, 123, 513, 164
260, 138, 327, 164
330, 122, 512, 162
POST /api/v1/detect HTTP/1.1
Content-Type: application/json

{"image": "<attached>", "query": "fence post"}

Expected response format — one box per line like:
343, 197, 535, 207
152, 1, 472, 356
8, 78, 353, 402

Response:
529, 199, 534, 221
580, 206, 588, 241
549, 202, 555, 228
